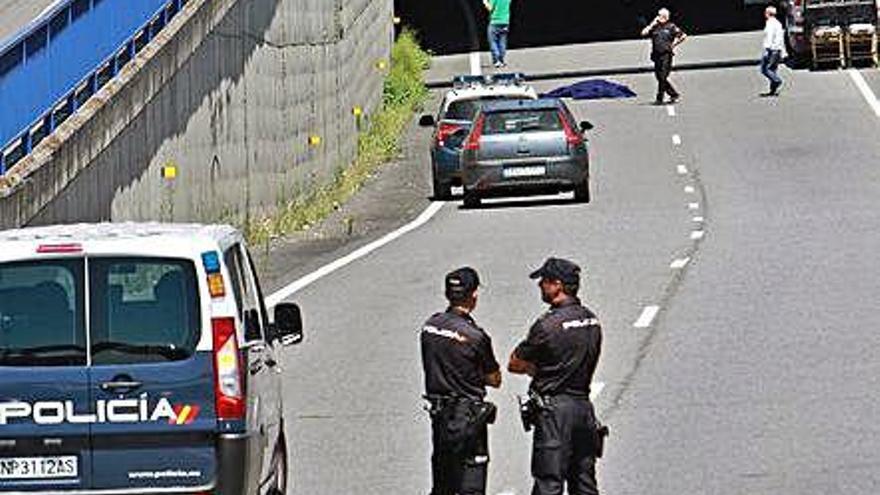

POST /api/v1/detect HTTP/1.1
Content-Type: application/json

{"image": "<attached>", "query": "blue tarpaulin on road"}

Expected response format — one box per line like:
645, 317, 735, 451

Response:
541, 79, 637, 100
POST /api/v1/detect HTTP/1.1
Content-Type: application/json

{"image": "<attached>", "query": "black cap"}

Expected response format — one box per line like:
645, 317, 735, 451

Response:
529, 257, 581, 285
445, 267, 480, 301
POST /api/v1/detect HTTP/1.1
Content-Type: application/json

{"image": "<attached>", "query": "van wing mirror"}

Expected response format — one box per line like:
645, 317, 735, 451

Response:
579, 121, 594, 132
271, 303, 303, 346
419, 114, 436, 127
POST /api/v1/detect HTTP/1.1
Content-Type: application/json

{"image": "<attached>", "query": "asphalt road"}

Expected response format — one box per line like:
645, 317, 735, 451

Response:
271, 39, 880, 494
0, 1, 58, 46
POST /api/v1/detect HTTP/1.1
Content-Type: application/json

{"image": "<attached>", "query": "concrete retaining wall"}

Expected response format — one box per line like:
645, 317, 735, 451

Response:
0, 0, 393, 228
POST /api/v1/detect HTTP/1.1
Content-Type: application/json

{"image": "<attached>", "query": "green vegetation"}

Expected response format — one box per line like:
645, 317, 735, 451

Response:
245, 30, 430, 249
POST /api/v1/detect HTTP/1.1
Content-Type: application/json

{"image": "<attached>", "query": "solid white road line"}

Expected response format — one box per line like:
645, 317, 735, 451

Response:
670, 257, 690, 269
634, 305, 660, 328
677, 164, 688, 175
470, 52, 482, 76
267, 202, 446, 306
672, 134, 682, 145
667, 105, 676, 117
590, 382, 606, 401
684, 185, 695, 194
688, 202, 700, 210
848, 69, 880, 118
691, 230, 705, 240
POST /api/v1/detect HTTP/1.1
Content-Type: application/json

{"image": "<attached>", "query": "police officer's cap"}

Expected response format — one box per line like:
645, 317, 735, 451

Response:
529, 257, 581, 285
445, 267, 480, 300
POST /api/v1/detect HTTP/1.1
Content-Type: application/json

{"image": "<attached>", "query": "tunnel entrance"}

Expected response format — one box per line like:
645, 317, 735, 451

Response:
394, 0, 768, 54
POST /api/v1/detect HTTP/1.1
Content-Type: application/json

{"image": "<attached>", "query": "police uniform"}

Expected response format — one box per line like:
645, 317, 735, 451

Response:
421, 268, 500, 495
648, 21, 684, 104
513, 259, 603, 495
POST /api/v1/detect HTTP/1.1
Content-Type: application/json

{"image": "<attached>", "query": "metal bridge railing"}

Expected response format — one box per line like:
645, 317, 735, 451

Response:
0, 0, 189, 175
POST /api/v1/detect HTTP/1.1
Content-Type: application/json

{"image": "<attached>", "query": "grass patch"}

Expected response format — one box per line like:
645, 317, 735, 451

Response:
244, 30, 430, 249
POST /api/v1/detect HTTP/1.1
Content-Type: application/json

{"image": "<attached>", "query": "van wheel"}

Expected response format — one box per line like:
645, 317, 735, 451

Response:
574, 179, 591, 203
267, 439, 288, 495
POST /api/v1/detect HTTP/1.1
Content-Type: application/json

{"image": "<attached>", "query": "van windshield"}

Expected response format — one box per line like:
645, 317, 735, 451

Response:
0, 259, 86, 366
89, 258, 201, 365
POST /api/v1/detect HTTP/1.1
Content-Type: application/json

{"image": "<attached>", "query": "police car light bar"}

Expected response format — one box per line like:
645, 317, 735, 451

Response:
452, 72, 527, 89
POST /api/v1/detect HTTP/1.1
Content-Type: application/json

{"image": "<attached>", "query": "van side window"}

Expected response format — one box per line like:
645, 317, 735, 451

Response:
223, 246, 246, 322
89, 258, 200, 365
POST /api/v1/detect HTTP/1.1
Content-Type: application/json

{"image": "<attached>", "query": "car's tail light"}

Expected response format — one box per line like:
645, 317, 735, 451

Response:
559, 112, 584, 148
436, 122, 463, 147
212, 317, 245, 420
463, 115, 485, 152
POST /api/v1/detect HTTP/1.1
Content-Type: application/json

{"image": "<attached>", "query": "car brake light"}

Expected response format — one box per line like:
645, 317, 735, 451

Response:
436, 122, 463, 147
37, 243, 83, 254
463, 115, 485, 151
559, 112, 584, 148
212, 317, 245, 420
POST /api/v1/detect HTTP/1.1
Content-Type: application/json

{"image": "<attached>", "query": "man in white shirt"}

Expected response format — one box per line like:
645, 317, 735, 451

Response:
760, 6, 786, 96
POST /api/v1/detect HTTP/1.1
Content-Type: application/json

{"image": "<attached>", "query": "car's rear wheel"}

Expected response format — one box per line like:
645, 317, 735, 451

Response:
432, 175, 452, 201
574, 179, 591, 203
267, 436, 288, 495
463, 190, 481, 208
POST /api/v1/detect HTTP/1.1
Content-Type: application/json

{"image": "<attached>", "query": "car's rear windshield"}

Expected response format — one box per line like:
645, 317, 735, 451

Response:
0, 257, 200, 367
444, 95, 531, 121
483, 109, 563, 135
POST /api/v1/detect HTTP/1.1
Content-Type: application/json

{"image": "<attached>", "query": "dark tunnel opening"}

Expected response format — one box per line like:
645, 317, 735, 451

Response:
394, 0, 772, 54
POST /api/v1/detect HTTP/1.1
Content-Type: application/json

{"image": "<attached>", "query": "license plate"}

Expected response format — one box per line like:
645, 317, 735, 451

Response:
503, 165, 546, 178
0, 456, 78, 479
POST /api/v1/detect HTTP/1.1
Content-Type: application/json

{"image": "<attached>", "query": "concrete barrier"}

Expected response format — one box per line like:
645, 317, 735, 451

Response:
0, 0, 393, 228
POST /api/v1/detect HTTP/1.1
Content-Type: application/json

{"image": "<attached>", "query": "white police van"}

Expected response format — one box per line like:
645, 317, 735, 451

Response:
0, 223, 303, 495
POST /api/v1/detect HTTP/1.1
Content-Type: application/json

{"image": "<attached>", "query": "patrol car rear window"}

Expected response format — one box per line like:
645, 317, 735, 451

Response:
0, 259, 86, 367
89, 258, 200, 365
483, 109, 564, 135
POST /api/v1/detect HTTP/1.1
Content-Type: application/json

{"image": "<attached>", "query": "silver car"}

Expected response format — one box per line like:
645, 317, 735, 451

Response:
460, 98, 593, 208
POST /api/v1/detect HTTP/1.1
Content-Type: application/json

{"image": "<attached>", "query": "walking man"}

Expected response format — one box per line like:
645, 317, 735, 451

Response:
509, 258, 605, 495
641, 8, 687, 105
421, 267, 501, 495
760, 5, 786, 96
484, 0, 512, 68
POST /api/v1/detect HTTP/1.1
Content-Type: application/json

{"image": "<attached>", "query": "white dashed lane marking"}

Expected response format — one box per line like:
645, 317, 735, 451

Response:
684, 185, 695, 194
688, 202, 700, 210
677, 164, 688, 175
693, 216, 704, 223
667, 105, 676, 117
634, 305, 660, 328
672, 134, 682, 145
691, 230, 705, 240
670, 257, 691, 269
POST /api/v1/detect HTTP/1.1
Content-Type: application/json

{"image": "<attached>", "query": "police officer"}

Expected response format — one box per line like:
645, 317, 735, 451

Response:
508, 258, 604, 495
641, 8, 687, 105
421, 267, 502, 495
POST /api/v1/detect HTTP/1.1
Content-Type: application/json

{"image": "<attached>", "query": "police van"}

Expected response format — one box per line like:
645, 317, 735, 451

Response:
0, 223, 303, 495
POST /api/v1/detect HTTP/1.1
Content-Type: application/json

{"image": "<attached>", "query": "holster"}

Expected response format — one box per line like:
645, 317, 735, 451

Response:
424, 395, 496, 453
593, 422, 610, 458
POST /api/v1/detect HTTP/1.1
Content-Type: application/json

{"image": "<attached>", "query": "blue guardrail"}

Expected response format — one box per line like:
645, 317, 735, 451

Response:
0, 0, 188, 174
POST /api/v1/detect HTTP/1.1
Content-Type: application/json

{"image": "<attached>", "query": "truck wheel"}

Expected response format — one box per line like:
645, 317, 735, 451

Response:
574, 179, 591, 203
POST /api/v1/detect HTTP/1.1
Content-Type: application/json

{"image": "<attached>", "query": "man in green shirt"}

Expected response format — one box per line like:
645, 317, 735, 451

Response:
484, 0, 512, 68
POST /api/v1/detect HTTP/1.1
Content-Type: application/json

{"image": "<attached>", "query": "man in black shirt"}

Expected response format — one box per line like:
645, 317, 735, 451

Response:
509, 258, 603, 495
641, 8, 687, 105
421, 267, 501, 495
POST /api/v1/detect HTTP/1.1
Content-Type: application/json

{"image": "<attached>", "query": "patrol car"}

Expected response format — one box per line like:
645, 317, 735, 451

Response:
419, 73, 538, 200
0, 223, 303, 495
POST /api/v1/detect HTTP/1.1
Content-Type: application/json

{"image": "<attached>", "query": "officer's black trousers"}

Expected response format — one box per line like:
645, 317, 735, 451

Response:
652, 52, 678, 102
531, 395, 599, 495
430, 413, 488, 495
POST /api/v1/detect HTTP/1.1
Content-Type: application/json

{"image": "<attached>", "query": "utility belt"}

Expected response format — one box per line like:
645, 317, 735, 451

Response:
423, 395, 496, 456
423, 394, 497, 425
517, 390, 610, 458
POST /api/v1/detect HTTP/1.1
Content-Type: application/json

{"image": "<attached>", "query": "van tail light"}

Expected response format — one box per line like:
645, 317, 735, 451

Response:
212, 317, 245, 420
436, 122, 463, 147
559, 112, 584, 148
463, 115, 485, 152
